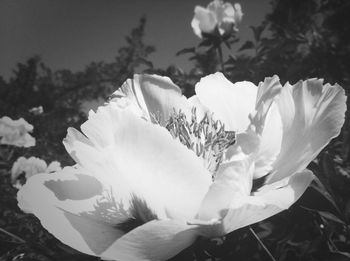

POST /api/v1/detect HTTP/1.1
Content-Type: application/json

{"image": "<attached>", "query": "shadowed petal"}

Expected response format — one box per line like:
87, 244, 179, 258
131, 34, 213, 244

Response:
102, 220, 198, 261
195, 72, 257, 132
267, 79, 347, 183
17, 166, 125, 256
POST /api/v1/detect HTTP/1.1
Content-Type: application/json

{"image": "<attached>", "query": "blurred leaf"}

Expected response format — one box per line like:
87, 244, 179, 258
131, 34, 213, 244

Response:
223, 40, 232, 50
239, 41, 255, 51
137, 57, 153, 68
310, 177, 342, 214
250, 25, 264, 42
176, 47, 196, 56
198, 39, 213, 47
318, 210, 346, 225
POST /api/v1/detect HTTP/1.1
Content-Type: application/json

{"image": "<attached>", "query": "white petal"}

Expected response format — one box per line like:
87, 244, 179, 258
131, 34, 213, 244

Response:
253, 102, 283, 178
191, 6, 217, 38
188, 95, 209, 121
17, 166, 125, 256
112, 74, 190, 126
250, 76, 283, 178
197, 155, 254, 221
195, 72, 257, 132
197, 170, 314, 237
102, 220, 198, 261
267, 79, 347, 183
66, 103, 212, 221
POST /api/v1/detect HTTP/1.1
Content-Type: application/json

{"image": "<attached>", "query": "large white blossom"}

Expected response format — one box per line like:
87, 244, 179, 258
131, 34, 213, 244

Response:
191, 0, 243, 38
18, 73, 346, 261
11, 156, 61, 188
0, 116, 36, 147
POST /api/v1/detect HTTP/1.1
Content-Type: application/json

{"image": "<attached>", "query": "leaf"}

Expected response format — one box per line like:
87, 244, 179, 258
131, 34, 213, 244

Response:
301, 206, 345, 225
318, 210, 345, 225
250, 25, 264, 42
223, 40, 232, 50
239, 41, 255, 51
310, 176, 341, 214
137, 57, 153, 68
198, 38, 213, 47
176, 47, 196, 56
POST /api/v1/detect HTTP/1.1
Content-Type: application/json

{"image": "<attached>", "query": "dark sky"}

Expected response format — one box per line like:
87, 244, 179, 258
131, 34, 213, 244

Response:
0, 0, 270, 79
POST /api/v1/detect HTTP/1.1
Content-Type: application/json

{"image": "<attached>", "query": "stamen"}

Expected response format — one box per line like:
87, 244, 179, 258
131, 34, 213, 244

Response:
164, 108, 236, 175
82, 190, 157, 233
116, 194, 158, 233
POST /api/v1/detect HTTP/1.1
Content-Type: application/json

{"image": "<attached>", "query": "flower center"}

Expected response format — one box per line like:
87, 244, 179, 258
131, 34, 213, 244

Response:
164, 108, 236, 176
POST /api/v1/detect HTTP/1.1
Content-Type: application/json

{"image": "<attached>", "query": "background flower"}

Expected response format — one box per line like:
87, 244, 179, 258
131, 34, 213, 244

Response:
0, 116, 35, 148
11, 156, 61, 188
191, 0, 243, 38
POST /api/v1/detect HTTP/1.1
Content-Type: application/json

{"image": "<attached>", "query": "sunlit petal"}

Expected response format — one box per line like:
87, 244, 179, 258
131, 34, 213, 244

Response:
102, 220, 198, 261
197, 155, 254, 221
65, 102, 212, 221
195, 72, 257, 132
250, 76, 283, 178
113, 74, 191, 125
197, 170, 313, 237
267, 79, 347, 183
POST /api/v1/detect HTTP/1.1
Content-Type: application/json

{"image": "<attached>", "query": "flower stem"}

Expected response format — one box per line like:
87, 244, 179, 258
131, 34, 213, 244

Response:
216, 44, 225, 75
249, 226, 276, 261
0, 227, 26, 243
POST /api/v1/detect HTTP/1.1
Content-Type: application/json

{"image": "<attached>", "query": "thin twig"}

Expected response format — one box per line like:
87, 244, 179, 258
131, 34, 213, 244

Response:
249, 226, 276, 261
0, 227, 26, 243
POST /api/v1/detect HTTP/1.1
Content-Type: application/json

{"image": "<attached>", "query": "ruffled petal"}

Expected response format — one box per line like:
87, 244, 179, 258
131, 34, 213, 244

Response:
17, 166, 125, 256
191, 6, 217, 38
102, 220, 198, 261
195, 72, 257, 132
112, 74, 190, 126
65, 102, 212, 221
267, 79, 347, 183
197, 170, 314, 237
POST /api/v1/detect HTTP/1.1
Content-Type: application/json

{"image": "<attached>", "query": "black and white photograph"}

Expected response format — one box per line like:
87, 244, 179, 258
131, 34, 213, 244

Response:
0, 0, 349, 260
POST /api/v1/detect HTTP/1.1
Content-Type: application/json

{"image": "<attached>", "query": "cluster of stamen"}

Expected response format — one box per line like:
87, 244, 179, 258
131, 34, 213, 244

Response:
164, 108, 236, 175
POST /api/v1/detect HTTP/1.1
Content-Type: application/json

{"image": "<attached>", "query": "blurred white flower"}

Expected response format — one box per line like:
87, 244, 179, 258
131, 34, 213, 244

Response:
12, 156, 61, 188
0, 116, 36, 147
191, 0, 243, 38
29, 106, 44, 115
18, 73, 346, 260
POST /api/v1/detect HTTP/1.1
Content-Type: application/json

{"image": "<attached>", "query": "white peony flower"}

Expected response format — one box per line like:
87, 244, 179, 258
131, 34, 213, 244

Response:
17, 73, 346, 261
12, 156, 61, 188
0, 116, 36, 148
191, 0, 243, 38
